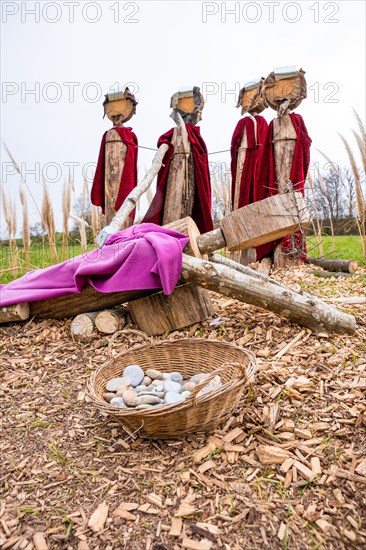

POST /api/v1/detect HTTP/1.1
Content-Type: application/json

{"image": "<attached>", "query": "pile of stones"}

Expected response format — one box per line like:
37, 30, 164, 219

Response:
103, 364, 222, 410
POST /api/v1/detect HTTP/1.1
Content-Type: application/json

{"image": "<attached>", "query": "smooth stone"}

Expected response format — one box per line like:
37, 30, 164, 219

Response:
137, 395, 161, 405
106, 377, 128, 392
122, 389, 138, 406
143, 376, 152, 386
146, 369, 164, 380
136, 404, 154, 410
183, 382, 196, 392
115, 382, 131, 394
190, 373, 210, 385
197, 375, 222, 397
170, 372, 183, 382
135, 385, 147, 393
140, 391, 165, 399
163, 380, 182, 394
164, 391, 185, 405
123, 364, 145, 387
103, 392, 116, 403
162, 373, 172, 380
181, 391, 192, 399
110, 397, 126, 409
150, 385, 164, 393
151, 380, 163, 387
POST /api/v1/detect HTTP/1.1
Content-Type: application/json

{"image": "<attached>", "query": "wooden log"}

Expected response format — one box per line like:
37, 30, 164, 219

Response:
310, 270, 352, 279
128, 284, 214, 336
0, 302, 30, 324
165, 216, 204, 259
306, 257, 358, 273
180, 255, 356, 335
26, 254, 356, 333
219, 192, 310, 252
272, 114, 299, 268
104, 129, 128, 226
30, 287, 153, 320
95, 309, 127, 334
71, 312, 98, 338
258, 257, 272, 277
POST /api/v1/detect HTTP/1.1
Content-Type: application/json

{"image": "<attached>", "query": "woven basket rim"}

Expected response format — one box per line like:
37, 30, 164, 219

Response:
88, 338, 257, 418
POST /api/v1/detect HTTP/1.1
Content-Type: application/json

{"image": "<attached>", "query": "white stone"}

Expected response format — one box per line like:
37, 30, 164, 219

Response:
163, 380, 182, 394
110, 397, 126, 408
170, 372, 183, 382
196, 375, 222, 397
146, 369, 164, 380
190, 373, 210, 385
123, 364, 145, 387
181, 391, 192, 399
137, 395, 161, 405
106, 377, 128, 392
164, 391, 185, 405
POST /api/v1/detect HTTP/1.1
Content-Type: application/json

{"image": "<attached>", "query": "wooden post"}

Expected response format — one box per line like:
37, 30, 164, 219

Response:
104, 129, 129, 226
129, 284, 214, 336
272, 114, 299, 268
162, 127, 195, 224
232, 120, 256, 266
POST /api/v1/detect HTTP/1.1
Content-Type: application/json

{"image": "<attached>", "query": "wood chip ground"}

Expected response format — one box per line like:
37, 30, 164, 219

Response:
1, 266, 365, 549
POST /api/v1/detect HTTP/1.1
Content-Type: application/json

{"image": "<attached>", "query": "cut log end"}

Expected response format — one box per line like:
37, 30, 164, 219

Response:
95, 309, 127, 334
70, 312, 98, 338
0, 302, 30, 324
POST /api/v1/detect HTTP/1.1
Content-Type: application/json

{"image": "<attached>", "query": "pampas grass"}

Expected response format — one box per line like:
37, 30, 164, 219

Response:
62, 180, 71, 261
1, 187, 19, 275
19, 185, 30, 270
41, 181, 58, 264
307, 171, 324, 256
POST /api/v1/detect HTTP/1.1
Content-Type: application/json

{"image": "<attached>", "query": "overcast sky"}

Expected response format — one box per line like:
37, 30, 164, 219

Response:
1, 0, 365, 235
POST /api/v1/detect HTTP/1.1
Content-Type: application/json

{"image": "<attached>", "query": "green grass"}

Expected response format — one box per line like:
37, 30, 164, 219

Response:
306, 235, 365, 265
0, 242, 95, 283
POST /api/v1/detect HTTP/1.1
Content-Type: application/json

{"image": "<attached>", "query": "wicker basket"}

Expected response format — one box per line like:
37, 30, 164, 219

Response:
88, 339, 257, 439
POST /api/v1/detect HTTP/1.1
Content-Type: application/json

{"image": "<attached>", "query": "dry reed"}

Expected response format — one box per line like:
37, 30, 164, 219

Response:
62, 180, 71, 261
19, 185, 30, 270
41, 181, 58, 264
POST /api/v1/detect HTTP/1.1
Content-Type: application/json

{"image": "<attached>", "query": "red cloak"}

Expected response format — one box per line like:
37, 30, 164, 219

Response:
142, 125, 214, 234
91, 126, 138, 218
230, 115, 268, 208
254, 113, 312, 261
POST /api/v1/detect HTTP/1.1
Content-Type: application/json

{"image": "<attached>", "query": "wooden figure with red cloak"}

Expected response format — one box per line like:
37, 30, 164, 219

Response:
91, 87, 138, 226
230, 77, 268, 265
255, 67, 311, 270
142, 87, 214, 234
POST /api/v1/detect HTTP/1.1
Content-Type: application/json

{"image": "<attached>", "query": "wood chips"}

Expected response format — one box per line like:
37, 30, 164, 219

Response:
0, 265, 365, 549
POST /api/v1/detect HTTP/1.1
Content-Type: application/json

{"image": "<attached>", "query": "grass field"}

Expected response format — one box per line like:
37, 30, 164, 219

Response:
306, 235, 366, 264
1, 235, 365, 285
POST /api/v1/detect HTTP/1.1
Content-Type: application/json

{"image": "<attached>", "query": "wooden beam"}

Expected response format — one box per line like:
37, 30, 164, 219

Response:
104, 128, 128, 226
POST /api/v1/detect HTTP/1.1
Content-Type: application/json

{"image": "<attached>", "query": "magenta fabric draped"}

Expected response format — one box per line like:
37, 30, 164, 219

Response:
0, 225, 189, 307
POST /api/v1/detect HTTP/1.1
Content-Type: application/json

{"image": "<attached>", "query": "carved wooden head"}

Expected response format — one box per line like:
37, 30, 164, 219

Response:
170, 87, 205, 126
237, 77, 267, 115
261, 67, 307, 116
103, 87, 138, 126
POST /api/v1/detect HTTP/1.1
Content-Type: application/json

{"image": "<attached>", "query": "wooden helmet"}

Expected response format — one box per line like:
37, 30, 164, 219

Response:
261, 67, 307, 115
237, 77, 267, 115
170, 86, 205, 125
103, 87, 138, 125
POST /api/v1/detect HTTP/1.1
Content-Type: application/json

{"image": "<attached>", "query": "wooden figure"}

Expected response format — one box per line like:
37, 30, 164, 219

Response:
91, 87, 138, 226
143, 87, 213, 234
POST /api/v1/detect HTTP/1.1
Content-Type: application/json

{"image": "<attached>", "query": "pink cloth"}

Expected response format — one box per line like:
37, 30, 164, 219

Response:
0, 225, 189, 307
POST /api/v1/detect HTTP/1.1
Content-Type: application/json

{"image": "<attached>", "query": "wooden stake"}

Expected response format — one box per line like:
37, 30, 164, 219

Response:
104, 128, 128, 226
272, 114, 299, 268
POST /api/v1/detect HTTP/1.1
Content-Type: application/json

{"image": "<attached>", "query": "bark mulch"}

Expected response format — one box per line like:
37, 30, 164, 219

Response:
1, 266, 365, 550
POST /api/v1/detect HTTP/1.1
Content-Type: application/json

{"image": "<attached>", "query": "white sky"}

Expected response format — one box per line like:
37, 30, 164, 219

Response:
1, 0, 365, 235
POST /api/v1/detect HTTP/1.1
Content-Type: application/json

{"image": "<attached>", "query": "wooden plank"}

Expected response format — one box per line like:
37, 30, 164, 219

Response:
128, 284, 214, 336
220, 192, 310, 252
